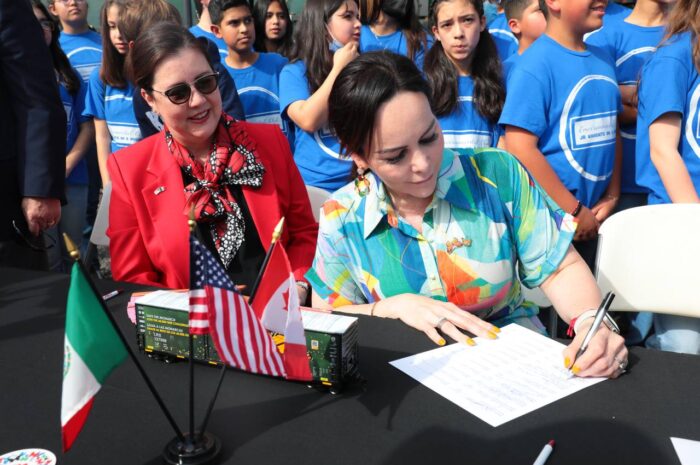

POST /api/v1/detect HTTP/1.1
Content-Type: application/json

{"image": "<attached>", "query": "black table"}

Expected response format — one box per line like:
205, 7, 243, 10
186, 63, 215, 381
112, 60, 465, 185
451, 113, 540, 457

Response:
2, 267, 700, 465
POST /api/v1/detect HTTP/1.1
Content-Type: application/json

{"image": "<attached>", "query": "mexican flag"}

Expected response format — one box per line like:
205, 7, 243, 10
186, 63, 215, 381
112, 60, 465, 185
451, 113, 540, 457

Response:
61, 263, 127, 452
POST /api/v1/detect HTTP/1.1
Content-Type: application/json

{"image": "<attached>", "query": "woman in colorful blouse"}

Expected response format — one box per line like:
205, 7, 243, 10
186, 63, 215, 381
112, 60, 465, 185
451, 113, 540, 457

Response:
307, 51, 627, 378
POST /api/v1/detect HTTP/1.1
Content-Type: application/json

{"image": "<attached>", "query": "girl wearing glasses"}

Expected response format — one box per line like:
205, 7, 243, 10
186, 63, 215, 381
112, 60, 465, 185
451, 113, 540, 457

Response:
279, 0, 361, 192
32, 0, 93, 271
84, 0, 142, 188
106, 23, 317, 300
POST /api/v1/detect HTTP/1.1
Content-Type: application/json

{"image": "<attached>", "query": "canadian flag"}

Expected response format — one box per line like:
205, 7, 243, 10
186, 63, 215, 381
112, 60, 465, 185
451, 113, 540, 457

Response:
251, 244, 312, 381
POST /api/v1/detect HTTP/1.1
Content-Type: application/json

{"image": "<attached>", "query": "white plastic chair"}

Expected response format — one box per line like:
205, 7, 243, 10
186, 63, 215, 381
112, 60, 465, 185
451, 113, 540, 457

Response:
83, 182, 111, 273
595, 204, 700, 317
305, 185, 331, 222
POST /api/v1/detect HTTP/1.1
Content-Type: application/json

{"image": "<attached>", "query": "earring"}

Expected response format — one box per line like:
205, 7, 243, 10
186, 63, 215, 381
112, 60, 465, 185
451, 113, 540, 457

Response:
355, 167, 370, 197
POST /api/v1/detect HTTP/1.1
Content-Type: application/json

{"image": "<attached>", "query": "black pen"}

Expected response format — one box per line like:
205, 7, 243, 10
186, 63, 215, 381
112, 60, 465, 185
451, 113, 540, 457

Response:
569, 292, 616, 373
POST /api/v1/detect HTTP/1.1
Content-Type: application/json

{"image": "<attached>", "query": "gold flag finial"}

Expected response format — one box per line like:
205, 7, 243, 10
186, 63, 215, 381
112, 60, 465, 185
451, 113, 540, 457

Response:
271, 217, 285, 244
188, 205, 196, 233
63, 233, 81, 261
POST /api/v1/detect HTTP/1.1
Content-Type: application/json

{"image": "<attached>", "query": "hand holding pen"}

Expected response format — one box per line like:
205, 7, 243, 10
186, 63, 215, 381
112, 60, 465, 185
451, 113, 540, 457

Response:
563, 292, 629, 379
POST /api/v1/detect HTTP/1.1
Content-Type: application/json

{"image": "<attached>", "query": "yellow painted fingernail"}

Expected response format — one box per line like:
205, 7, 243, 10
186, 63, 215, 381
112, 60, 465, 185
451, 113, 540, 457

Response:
491, 326, 501, 333
487, 331, 498, 339
564, 357, 571, 368
466, 338, 476, 346
438, 338, 446, 346
572, 366, 581, 375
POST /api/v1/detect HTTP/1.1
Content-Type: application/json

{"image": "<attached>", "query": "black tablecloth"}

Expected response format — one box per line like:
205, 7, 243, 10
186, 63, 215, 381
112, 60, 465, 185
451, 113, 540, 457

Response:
1, 267, 699, 465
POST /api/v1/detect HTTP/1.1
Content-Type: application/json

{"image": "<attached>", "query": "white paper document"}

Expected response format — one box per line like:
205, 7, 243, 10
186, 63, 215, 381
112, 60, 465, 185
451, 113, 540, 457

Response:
672, 437, 700, 465
390, 324, 606, 427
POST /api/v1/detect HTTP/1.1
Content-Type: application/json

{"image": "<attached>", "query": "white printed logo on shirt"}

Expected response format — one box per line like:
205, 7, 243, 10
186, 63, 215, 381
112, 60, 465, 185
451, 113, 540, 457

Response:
687, 83, 700, 157
559, 74, 619, 181
314, 124, 343, 159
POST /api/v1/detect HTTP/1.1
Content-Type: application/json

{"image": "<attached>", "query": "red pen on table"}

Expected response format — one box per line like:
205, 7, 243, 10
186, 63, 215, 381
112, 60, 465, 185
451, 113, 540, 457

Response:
532, 440, 555, 465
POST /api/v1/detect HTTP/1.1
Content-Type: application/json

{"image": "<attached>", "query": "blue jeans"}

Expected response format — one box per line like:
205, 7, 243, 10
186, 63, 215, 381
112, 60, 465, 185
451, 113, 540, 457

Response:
47, 183, 88, 272
645, 315, 700, 355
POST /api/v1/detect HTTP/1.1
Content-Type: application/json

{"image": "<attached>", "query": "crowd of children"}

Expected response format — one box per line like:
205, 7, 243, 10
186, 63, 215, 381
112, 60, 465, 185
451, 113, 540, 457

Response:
33, 0, 700, 354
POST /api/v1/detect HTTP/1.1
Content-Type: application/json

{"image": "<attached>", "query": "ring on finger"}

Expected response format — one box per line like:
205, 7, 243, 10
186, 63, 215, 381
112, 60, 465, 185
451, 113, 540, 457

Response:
436, 317, 449, 332
614, 356, 628, 373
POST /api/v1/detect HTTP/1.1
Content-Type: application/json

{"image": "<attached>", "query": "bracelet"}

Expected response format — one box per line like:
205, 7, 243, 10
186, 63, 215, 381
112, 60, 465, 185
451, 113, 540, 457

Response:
570, 200, 583, 217
369, 301, 378, 317
296, 280, 310, 293
567, 309, 620, 336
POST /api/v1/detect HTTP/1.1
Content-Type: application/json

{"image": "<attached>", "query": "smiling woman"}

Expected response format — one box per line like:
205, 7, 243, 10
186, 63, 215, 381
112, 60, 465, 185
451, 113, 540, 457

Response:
307, 51, 629, 379
106, 23, 317, 301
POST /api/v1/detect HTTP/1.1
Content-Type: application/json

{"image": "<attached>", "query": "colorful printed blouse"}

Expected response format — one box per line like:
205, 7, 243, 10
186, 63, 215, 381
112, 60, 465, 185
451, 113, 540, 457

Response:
306, 148, 577, 330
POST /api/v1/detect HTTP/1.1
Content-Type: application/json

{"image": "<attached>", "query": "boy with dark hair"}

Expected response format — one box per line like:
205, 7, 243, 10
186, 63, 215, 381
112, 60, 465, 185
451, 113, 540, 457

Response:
499, 0, 622, 269
502, 0, 546, 79
210, 0, 290, 139
190, 0, 230, 60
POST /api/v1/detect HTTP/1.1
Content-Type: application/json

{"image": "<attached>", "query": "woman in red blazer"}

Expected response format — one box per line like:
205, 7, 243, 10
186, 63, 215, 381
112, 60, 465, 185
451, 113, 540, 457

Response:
107, 24, 317, 299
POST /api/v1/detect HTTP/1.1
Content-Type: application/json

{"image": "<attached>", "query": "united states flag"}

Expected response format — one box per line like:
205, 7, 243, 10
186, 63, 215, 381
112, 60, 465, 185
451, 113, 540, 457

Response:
189, 235, 286, 377
189, 235, 210, 335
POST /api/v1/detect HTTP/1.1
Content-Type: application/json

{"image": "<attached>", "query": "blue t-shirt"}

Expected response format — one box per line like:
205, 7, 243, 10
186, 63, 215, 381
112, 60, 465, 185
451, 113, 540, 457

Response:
83, 67, 142, 154
488, 13, 518, 61
189, 25, 228, 61
586, 21, 664, 194
59, 30, 102, 84
359, 25, 434, 70
439, 76, 501, 149
637, 32, 700, 204
60, 79, 89, 185
279, 60, 352, 192
502, 51, 521, 85
499, 34, 621, 208
223, 53, 291, 141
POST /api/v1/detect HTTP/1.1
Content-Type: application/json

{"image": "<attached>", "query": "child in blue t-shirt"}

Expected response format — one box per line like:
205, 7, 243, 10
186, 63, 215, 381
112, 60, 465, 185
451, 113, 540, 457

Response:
279, 0, 361, 192
33, 1, 93, 270
83, 0, 142, 187
359, 0, 433, 70
210, 0, 290, 141
585, 0, 671, 347
48, 0, 103, 84
425, 0, 505, 149
499, 0, 622, 267
502, 0, 546, 81
190, 0, 229, 60
488, 10, 518, 60
635, 1, 700, 354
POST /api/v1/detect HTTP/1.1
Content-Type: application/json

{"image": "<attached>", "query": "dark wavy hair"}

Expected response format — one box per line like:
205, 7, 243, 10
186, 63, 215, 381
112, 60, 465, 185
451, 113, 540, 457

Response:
32, 0, 81, 96
99, 0, 128, 88
253, 0, 294, 57
126, 23, 212, 93
328, 51, 430, 161
289, 0, 355, 93
359, 0, 427, 61
424, 0, 504, 124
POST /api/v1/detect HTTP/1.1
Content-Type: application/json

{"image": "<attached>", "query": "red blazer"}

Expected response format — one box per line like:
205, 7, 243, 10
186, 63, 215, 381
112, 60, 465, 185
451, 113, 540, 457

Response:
107, 122, 318, 289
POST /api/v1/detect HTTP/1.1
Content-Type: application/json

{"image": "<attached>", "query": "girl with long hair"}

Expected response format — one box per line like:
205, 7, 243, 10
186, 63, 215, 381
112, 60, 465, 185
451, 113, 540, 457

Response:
32, 0, 94, 270
253, 0, 294, 57
83, 0, 142, 187
358, 0, 432, 69
635, 0, 700, 354
424, 0, 505, 149
279, 0, 361, 191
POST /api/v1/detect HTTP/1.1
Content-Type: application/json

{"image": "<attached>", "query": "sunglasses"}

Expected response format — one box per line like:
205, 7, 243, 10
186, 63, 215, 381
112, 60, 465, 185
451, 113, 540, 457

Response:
150, 72, 219, 105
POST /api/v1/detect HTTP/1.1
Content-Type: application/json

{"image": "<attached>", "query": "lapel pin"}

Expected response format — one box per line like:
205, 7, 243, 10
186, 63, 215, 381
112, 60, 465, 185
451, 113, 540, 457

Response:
446, 237, 472, 254
154, 186, 166, 195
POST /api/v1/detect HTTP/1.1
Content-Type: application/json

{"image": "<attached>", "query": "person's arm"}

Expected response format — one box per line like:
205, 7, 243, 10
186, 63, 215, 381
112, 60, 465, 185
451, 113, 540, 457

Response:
618, 84, 637, 125
539, 246, 628, 378
504, 126, 599, 240
649, 112, 700, 203
94, 118, 112, 187
312, 291, 499, 346
66, 120, 94, 177
286, 42, 359, 132
106, 153, 164, 286
0, 0, 66, 234
590, 125, 622, 223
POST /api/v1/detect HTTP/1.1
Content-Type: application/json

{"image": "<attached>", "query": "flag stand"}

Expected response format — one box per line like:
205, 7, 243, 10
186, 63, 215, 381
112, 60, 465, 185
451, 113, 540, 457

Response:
62, 234, 187, 450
